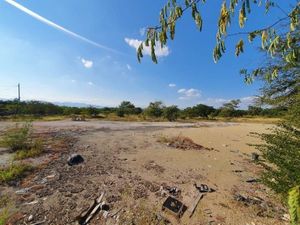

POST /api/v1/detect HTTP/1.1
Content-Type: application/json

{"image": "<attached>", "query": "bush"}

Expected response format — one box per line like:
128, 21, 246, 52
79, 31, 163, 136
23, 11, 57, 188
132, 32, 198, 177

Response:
1, 123, 32, 151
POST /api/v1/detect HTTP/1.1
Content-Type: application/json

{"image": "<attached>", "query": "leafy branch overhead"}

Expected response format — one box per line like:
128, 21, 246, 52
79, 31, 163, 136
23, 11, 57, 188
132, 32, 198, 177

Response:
139, 0, 299, 65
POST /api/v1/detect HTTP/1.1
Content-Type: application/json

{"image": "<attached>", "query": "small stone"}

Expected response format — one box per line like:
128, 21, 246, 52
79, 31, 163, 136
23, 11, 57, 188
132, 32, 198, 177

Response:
28, 215, 33, 222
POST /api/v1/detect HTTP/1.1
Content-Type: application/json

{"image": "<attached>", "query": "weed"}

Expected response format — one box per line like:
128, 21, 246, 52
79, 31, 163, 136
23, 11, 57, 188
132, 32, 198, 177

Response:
0, 163, 33, 184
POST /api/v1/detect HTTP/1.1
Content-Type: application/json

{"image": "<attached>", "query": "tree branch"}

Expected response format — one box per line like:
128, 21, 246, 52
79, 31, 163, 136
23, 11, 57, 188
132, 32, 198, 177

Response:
226, 16, 290, 38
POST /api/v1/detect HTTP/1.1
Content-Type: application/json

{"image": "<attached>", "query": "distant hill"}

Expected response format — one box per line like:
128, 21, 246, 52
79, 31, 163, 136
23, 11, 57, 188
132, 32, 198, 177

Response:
52, 102, 103, 108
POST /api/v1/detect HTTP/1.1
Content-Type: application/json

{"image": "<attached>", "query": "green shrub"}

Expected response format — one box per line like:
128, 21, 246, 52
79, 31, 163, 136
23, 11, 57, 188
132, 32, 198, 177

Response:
0, 163, 33, 183
256, 123, 300, 195
2, 123, 32, 151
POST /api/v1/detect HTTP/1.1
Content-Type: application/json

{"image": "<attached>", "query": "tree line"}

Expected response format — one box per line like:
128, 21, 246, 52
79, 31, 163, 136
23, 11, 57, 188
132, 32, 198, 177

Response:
0, 99, 286, 121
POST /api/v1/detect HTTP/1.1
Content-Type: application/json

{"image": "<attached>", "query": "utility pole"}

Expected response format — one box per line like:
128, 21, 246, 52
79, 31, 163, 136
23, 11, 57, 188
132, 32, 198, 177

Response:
18, 83, 20, 102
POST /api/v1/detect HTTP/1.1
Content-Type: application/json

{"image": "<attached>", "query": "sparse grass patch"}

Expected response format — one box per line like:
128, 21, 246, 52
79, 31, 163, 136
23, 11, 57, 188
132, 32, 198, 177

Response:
0, 163, 33, 184
0, 207, 9, 225
1, 123, 32, 152
119, 200, 168, 225
0, 195, 11, 225
14, 139, 43, 160
1, 123, 45, 160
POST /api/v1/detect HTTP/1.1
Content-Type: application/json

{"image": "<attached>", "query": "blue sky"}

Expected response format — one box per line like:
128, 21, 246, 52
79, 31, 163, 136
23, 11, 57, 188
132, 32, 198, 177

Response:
0, 0, 295, 108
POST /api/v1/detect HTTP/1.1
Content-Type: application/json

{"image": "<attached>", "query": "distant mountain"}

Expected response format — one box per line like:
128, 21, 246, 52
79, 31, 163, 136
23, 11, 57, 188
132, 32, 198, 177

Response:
0, 98, 104, 108
52, 102, 104, 108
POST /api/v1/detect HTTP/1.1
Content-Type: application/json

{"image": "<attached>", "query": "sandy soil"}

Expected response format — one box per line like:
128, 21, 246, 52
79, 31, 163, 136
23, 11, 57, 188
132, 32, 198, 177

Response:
0, 120, 287, 225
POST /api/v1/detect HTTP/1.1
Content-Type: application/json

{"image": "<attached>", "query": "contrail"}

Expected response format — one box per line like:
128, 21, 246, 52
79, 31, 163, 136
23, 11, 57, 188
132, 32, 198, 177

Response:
5, 0, 122, 54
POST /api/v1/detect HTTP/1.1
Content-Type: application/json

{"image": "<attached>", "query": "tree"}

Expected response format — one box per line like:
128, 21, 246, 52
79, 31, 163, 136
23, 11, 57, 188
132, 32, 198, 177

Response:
138, 0, 299, 66
144, 101, 165, 118
247, 105, 263, 116
163, 105, 180, 121
218, 99, 241, 117
117, 101, 137, 117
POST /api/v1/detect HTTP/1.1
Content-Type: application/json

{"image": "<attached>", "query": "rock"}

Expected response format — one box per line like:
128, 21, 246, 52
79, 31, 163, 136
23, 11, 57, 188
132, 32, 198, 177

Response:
67, 154, 84, 166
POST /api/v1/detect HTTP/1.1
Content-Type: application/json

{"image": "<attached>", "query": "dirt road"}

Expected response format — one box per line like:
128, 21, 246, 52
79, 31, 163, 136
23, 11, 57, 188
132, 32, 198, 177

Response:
0, 120, 287, 225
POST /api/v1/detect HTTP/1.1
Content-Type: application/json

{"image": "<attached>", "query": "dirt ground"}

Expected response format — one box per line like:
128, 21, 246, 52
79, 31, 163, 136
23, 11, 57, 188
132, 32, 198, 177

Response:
0, 120, 288, 225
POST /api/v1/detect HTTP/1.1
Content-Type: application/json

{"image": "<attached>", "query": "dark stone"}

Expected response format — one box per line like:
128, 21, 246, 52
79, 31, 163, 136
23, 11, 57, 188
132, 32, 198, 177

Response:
67, 154, 84, 166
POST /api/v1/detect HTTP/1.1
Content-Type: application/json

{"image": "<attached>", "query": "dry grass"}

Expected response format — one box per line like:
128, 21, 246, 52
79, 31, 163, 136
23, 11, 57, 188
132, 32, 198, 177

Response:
119, 200, 168, 225
158, 135, 204, 150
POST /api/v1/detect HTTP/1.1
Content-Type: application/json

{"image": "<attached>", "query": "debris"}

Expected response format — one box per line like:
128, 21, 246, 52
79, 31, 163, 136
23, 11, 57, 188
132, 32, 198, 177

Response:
159, 185, 181, 197
251, 153, 259, 161
194, 183, 215, 193
23, 200, 39, 206
144, 160, 165, 173
71, 115, 86, 121
27, 215, 33, 222
155, 213, 171, 224
282, 213, 290, 221
234, 193, 263, 206
189, 193, 204, 218
133, 185, 148, 199
166, 136, 204, 150
77, 192, 105, 225
67, 154, 84, 166
246, 178, 259, 183
29, 220, 46, 225
162, 196, 186, 218
110, 207, 123, 218
15, 188, 31, 195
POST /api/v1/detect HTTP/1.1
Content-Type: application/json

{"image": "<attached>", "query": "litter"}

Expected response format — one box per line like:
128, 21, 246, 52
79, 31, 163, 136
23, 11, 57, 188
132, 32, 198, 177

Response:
162, 196, 186, 218
68, 154, 84, 166
194, 183, 215, 193
234, 193, 263, 206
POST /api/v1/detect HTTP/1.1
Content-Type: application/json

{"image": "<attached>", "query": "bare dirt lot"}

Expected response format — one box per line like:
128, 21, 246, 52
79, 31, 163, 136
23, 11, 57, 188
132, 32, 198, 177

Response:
0, 120, 288, 225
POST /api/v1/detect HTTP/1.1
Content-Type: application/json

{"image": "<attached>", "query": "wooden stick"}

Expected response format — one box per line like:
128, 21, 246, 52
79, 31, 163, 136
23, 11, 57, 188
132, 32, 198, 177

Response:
189, 193, 204, 218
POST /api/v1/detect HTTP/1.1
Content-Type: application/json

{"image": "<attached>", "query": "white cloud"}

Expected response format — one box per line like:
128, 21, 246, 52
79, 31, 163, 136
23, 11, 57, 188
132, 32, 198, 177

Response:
169, 83, 176, 88
124, 38, 170, 58
5, 0, 122, 54
126, 64, 132, 70
178, 88, 201, 100
71, 79, 76, 83
139, 27, 146, 36
87, 81, 94, 86
81, 58, 93, 68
